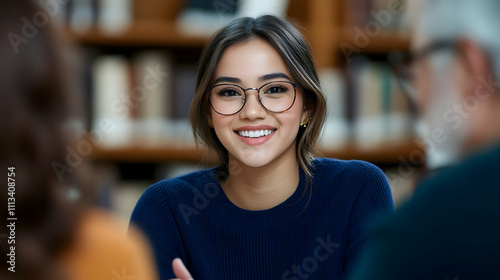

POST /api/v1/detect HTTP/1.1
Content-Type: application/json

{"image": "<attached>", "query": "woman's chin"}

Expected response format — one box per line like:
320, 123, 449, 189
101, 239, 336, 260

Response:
230, 151, 274, 169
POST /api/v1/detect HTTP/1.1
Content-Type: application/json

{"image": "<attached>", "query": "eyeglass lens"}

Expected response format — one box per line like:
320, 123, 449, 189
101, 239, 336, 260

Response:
209, 81, 296, 115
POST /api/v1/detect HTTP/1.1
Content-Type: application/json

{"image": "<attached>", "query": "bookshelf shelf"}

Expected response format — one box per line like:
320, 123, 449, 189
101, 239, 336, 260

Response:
340, 26, 410, 53
91, 144, 215, 164
72, 0, 420, 170
90, 140, 423, 165
320, 140, 422, 164
65, 21, 209, 47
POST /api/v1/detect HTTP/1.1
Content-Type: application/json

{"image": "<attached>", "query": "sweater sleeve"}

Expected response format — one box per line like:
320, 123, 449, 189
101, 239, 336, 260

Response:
343, 162, 394, 275
129, 183, 186, 279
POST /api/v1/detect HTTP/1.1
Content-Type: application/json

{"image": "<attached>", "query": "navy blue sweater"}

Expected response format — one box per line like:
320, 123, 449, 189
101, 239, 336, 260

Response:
130, 158, 394, 279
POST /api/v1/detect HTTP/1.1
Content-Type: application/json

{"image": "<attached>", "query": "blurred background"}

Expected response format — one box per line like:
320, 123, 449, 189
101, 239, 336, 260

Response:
43, 0, 419, 226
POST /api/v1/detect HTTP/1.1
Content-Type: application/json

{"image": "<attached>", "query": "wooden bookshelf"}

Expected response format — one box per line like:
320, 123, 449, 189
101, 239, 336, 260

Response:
319, 140, 423, 164
71, 0, 418, 167
90, 140, 423, 165
65, 21, 209, 47
340, 26, 410, 53
91, 144, 215, 164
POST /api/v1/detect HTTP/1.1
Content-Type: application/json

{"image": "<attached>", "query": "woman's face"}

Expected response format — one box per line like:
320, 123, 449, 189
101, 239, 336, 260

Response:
211, 38, 308, 169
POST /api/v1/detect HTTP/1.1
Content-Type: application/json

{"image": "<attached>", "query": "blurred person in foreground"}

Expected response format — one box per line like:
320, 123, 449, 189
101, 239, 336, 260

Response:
348, 0, 500, 279
0, 1, 157, 279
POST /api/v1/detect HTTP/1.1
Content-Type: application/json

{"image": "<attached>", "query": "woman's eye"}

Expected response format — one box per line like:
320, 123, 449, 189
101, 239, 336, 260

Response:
217, 89, 241, 97
265, 85, 287, 94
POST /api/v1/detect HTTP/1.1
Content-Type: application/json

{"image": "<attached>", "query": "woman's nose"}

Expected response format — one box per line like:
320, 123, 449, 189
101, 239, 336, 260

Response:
239, 90, 267, 120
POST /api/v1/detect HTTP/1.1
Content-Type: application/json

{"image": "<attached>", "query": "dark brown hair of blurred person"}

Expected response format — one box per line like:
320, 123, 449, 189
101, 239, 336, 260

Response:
0, 1, 92, 279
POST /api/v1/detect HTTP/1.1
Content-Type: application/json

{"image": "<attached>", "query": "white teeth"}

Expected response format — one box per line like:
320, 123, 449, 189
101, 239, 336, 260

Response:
238, 129, 275, 138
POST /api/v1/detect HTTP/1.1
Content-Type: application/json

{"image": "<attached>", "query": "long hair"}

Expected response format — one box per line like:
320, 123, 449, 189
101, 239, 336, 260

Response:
0, 1, 89, 279
189, 15, 327, 182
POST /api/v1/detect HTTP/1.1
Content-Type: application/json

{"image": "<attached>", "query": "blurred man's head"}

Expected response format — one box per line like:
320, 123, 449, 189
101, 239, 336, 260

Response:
410, 0, 500, 168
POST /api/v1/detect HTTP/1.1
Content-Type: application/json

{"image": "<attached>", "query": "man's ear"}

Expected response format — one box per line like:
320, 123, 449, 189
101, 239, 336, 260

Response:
456, 38, 493, 93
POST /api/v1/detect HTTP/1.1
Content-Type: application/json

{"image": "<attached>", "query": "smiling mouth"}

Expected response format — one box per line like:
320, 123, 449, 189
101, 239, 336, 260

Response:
235, 129, 277, 138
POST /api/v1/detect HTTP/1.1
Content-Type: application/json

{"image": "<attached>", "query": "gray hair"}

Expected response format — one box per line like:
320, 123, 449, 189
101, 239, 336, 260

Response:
416, 0, 500, 80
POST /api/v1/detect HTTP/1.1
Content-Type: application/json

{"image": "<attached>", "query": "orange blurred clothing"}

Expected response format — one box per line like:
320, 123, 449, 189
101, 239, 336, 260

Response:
59, 209, 158, 280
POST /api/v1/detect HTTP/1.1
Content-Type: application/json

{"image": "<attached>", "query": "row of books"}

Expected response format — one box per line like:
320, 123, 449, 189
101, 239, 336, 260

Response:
38, 0, 133, 33
318, 56, 414, 149
347, 56, 414, 148
42, 0, 291, 35
345, 0, 410, 32
177, 0, 290, 36
90, 51, 196, 147
45, 0, 410, 39
88, 53, 414, 149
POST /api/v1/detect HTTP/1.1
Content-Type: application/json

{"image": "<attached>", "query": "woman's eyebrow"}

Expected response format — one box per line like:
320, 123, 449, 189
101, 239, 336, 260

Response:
213, 72, 291, 85
258, 72, 291, 82
213, 76, 241, 84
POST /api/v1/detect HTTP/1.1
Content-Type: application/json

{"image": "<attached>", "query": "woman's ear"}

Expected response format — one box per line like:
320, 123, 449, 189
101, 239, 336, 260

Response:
302, 95, 313, 120
300, 86, 315, 126
301, 109, 311, 121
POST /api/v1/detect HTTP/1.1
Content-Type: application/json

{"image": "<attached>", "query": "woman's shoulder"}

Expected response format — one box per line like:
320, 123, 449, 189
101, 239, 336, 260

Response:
137, 167, 219, 205
312, 157, 386, 180
148, 167, 218, 192
312, 158, 393, 211
311, 157, 390, 197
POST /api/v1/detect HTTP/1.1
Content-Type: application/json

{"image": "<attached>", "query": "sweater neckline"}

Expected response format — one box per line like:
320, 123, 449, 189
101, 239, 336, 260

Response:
204, 165, 310, 232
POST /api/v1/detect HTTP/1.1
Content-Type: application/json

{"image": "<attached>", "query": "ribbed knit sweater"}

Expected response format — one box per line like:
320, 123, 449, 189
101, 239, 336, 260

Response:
130, 158, 394, 279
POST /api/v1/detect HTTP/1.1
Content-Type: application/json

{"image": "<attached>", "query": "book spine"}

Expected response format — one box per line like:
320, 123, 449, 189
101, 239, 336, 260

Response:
131, 51, 173, 144
69, 0, 95, 32
351, 59, 413, 147
92, 55, 132, 147
318, 68, 349, 149
97, 0, 132, 34
173, 65, 197, 119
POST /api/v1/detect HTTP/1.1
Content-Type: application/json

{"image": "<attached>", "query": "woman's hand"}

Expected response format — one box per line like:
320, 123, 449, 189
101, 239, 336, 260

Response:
170, 258, 193, 280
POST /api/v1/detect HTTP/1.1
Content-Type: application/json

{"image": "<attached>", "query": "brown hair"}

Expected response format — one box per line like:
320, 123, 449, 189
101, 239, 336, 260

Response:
0, 1, 89, 279
189, 15, 327, 181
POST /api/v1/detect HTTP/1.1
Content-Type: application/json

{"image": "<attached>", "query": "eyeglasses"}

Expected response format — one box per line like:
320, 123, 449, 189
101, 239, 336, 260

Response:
389, 40, 457, 102
208, 81, 298, 116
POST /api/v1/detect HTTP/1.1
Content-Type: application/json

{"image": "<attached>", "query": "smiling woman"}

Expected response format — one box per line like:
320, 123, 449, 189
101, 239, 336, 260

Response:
129, 15, 394, 280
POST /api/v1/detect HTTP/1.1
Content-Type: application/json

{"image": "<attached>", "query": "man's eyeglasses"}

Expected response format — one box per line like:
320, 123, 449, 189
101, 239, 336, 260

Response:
208, 81, 298, 116
389, 40, 457, 102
